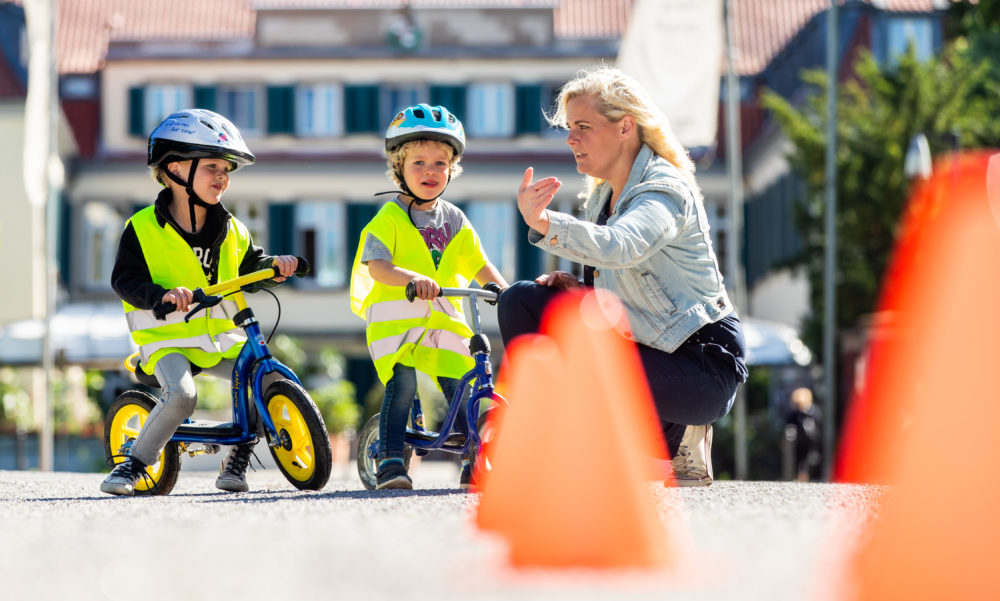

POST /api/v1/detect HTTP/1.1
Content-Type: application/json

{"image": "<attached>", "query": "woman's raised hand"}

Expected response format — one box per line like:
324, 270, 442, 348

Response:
517, 167, 561, 235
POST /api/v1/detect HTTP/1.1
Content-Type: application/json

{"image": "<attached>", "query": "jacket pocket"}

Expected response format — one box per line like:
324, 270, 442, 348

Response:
637, 270, 677, 317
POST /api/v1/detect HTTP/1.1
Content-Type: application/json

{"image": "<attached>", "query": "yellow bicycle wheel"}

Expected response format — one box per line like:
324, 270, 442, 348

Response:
264, 380, 332, 491
103, 390, 180, 495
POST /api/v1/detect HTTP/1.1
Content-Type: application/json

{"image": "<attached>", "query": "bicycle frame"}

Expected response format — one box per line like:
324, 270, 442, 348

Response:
383, 286, 507, 458
166, 266, 302, 449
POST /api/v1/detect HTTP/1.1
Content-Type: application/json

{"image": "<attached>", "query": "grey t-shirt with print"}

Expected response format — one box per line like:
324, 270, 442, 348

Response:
361, 197, 468, 269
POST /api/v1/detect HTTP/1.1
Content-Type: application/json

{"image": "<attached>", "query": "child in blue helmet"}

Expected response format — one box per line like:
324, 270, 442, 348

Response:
350, 104, 508, 490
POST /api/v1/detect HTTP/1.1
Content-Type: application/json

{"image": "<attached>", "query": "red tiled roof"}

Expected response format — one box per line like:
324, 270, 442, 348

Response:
731, 0, 945, 74
51, 0, 944, 76
555, 0, 632, 40
252, 1, 558, 7
58, 0, 254, 74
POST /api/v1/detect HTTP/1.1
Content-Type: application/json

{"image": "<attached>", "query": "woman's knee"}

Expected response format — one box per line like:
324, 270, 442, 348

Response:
497, 280, 537, 313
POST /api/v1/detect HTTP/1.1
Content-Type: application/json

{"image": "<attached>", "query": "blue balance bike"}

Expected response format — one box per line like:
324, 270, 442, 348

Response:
356, 282, 508, 490
103, 259, 333, 495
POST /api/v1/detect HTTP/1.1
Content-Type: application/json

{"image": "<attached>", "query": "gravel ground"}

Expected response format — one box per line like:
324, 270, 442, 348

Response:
0, 461, 882, 601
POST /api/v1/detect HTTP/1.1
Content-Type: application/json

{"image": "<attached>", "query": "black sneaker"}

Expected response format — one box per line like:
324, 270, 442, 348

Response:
376, 462, 412, 490
100, 457, 148, 496
216, 443, 256, 492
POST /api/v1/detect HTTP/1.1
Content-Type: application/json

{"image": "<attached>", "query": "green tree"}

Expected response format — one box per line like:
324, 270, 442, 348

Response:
760, 43, 999, 356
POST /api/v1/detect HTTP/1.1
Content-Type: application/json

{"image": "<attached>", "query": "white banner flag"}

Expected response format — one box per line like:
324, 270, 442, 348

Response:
616, 0, 723, 149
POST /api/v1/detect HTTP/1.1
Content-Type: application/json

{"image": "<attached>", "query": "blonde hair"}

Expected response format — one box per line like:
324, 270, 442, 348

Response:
548, 65, 698, 199
385, 139, 463, 189
151, 165, 168, 187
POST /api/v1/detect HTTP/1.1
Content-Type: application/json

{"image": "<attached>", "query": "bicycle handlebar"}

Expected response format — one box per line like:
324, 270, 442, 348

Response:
404, 281, 499, 304
161, 256, 310, 321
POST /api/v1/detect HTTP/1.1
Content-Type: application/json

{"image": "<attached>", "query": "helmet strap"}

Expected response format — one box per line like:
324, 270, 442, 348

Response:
163, 158, 211, 234
392, 167, 451, 226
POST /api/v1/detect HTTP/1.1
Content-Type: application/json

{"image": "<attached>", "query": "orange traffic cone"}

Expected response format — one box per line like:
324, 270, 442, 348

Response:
838, 152, 1000, 599
476, 290, 671, 568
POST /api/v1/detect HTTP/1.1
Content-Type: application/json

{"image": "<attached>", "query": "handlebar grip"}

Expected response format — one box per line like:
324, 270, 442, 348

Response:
404, 281, 444, 302
294, 256, 310, 278
270, 256, 312, 279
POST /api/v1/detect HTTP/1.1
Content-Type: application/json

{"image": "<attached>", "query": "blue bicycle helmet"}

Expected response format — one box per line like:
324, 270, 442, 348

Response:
385, 103, 466, 156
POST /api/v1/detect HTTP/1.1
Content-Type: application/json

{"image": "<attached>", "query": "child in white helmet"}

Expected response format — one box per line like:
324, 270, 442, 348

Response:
350, 104, 508, 490
102, 109, 299, 496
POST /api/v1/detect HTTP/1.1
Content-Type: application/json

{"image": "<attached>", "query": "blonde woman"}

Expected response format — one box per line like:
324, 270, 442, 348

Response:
497, 66, 747, 486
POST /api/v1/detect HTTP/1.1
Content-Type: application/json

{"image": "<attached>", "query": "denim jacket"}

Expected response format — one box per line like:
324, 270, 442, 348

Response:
530, 144, 734, 353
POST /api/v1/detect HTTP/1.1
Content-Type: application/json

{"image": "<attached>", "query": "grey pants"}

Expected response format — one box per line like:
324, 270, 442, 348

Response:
129, 353, 278, 465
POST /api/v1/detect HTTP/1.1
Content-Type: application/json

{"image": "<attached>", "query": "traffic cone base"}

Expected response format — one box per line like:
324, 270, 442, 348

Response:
476, 290, 673, 568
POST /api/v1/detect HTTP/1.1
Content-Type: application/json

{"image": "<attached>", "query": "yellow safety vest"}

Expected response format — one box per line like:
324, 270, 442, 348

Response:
122, 206, 251, 372
350, 201, 488, 384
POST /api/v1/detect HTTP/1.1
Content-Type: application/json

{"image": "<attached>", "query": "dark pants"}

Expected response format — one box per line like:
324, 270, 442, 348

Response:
496, 281, 740, 456
379, 363, 468, 461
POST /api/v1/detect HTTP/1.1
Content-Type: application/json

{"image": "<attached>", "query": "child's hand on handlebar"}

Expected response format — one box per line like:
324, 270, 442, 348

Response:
409, 275, 441, 300
162, 287, 194, 312
272, 255, 299, 282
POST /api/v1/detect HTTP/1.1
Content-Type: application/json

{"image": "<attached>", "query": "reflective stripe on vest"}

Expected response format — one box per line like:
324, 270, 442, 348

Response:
349, 201, 488, 384
123, 206, 250, 371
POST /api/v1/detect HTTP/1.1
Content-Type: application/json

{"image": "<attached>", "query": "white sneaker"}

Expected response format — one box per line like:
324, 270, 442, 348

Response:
667, 425, 713, 487
215, 443, 255, 492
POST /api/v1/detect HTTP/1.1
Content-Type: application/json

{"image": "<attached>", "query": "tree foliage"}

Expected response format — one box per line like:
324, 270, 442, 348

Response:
760, 39, 1000, 356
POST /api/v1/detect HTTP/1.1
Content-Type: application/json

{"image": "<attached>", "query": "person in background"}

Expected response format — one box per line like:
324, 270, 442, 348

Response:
784, 387, 821, 482
497, 66, 748, 486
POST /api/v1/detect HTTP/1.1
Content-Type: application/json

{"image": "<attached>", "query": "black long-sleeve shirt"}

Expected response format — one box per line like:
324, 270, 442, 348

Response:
111, 189, 282, 313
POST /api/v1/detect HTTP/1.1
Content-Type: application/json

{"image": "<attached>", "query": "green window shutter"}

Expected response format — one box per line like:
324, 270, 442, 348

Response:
268, 203, 296, 257
345, 85, 380, 134
346, 203, 381, 281
58, 197, 72, 288
193, 86, 217, 111
516, 218, 544, 281
430, 85, 467, 122
128, 86, 145, 137
266, 86, 296, 135
515, 84, 543, 134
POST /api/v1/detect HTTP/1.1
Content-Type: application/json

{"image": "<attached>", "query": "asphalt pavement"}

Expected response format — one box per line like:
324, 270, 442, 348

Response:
0, 461, 882, 601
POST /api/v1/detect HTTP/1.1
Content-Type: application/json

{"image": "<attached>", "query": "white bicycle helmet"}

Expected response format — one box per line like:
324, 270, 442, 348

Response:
385, 103, 466, 156
148, 108, 255, 170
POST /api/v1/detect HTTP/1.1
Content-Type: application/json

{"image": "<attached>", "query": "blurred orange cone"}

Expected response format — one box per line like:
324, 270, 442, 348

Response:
838, 152, 1000, 599
476, 290, 671, 568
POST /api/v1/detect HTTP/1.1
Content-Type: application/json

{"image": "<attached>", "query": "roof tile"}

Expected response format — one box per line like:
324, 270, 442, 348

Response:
51, 0, 944, 76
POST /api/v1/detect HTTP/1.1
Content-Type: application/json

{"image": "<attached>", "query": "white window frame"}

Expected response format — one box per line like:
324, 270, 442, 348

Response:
295, 202, 347, 289
227, 201, 266, 247
467, 82, 515, 138
81, 202, 127, 290
296, 83, 345, 138
464, 200, 516, 282
217, 84, 264, 137
144, 84, 192, 134
380, 84, 426, 129
886, 17, 935, 64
